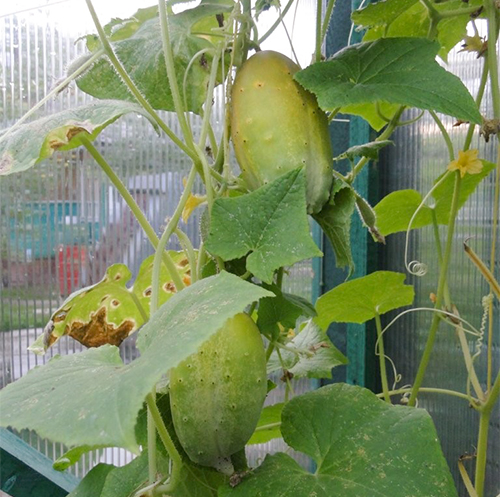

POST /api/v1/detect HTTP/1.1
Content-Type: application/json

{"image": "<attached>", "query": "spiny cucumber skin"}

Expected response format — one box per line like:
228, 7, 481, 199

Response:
169, 313, 267, 471
231, 50, 333, 214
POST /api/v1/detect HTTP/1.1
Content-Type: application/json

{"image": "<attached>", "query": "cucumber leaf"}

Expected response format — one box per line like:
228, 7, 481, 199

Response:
205, 169, 322, 283
220, 384, 457, 497
76, 0, 234, 114
0, 101, 157, 175
0, 273, 272, 452
315, 271, 414, 327
295, 37, 482, 125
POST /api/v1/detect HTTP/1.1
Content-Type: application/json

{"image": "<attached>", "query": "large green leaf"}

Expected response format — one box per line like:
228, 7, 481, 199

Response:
221, 384, 457, 497
353, 0, 483, 61
295, 37, 482, 125
374, 189, 433, 236
267, 320, 347, 379
313, 180, 356, 272
76, 0, 233, 114
374, 160, 496, 235
315, 271, 414, 327
205, 169, 322, 283
0, 101, 157, 175
0, 272, 271, 452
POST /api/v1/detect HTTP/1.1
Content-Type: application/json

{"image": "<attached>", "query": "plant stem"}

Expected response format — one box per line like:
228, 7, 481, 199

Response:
431, 210, 451, 305
147, 400, 157, 484
315, 0, 323, 63
486, 145, 500, 389
408, 172, 462, 406
374, 313, 391, 403
474, 371, 500, 496
321, 0, 337, 45
84, 0, 196, 161
429, 111, 454, 161
254, 421, 281, 432
150, 166, 197, 314
157, 0, 195, 151
2, 49, 104, 139
438, 5, 484, 18
351, 106, 405, 179
81, 137, 185, 292
484, 0, 500, 394
485, 0, 500, 120
419, 0, 440, 39
464, 61, 489, 151
258, 0, 295, 44
146, 393, 183, 491
379, 387, 474, 403
174, 228, 198, 283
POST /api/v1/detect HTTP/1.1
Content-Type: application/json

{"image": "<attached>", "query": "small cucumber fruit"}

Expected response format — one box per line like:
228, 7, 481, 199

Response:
231, 50, 333, 214
169, 313, 267, 473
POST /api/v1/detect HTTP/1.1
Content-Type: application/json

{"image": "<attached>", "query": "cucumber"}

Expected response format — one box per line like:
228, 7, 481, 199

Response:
231, 50, 333, 214
169, 313, 267, 473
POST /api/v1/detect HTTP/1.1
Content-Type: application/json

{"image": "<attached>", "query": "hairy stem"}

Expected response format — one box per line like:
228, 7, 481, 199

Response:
378, 387, 475, 403
408, 172, 462, 406
150, 166, 197, 314
321, 0, 337, 45
258, 0, 295, 44
146, 393, 183, 491
84, 0, 196, 161
374, 313, 391, 403
429, 110, 454, 161
315, 0, 323, 63
158, 0, 195, 150
351, 106, 405, 179
463, 61, 489, 151
81, 137, 185, 291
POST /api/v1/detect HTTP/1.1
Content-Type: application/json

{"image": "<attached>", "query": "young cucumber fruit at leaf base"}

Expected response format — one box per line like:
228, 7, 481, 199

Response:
231, 50, 333, 214
169, 312, 267, 474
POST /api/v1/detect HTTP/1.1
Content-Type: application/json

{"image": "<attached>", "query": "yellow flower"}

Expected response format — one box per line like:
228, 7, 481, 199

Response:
447, 149, 483, 178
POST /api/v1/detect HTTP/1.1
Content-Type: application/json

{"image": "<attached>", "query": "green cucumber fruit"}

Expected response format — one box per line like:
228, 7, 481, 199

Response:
231, 50, 333, 214
169, 313, 267, 473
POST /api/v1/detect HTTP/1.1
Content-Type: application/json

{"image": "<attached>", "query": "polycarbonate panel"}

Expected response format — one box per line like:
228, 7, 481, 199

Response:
0, 0, 318, 477
379, 35, 499, 496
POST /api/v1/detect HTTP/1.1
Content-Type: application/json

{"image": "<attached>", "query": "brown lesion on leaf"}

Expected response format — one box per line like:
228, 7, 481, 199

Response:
143, 287, 152, 297
177, 257, 189, 268
111, 299, 120, 307
49, 126, 89, 151
164, 281, 176, 293
66, 307, 135, 347
0, 152, 14, 175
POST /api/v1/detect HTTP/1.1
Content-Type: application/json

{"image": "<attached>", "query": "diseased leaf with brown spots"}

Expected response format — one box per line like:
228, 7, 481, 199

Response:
131, 251, 193, 314
30, 252, 195, 354
0, 100, 158, 176
30, 264, 145, 354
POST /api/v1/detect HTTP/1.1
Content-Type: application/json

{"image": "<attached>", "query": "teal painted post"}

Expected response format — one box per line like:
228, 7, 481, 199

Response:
0, 428, 79, 497
320, 0, 378, 390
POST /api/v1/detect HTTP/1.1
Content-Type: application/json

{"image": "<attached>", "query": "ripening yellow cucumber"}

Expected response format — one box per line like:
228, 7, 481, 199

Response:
169, 313, 267, 474
231, 50, 333, 214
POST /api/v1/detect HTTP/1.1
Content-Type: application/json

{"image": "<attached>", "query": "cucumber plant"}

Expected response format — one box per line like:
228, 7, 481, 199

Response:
0, 0, 498, 496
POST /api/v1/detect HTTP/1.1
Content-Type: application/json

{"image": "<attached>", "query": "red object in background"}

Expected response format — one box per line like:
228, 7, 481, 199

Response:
58, 245, 86, 296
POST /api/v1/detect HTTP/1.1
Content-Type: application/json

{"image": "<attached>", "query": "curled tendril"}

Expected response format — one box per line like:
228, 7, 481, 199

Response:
407, 260, 428, 276
404, 171, 450, 277
471, 293, 493, 363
